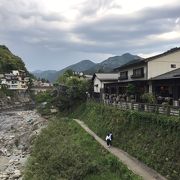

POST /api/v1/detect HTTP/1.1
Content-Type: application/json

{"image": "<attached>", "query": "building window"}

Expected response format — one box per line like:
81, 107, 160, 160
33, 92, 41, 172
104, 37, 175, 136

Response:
171, 64, 176, 68
131, 67, 144, 78
119, 71, 128, 80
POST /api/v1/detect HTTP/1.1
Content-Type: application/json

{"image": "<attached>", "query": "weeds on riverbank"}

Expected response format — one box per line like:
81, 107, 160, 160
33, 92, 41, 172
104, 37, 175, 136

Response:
24, 118, 141, 180
72, 101, 180, 180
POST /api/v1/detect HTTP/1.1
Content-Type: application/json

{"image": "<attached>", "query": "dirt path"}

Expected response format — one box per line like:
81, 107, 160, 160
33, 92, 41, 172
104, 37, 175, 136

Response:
74, 119, 167, 180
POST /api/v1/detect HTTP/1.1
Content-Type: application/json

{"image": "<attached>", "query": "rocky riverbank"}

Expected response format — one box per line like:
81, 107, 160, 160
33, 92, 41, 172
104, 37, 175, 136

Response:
0, 110, 48, 180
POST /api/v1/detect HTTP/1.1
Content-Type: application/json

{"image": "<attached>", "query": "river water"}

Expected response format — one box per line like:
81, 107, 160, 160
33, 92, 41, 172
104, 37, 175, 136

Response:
0, 109, 47, 179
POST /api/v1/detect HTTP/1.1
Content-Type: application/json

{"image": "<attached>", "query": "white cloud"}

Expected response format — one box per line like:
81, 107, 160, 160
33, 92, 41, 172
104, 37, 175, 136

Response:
0, 0, 180, 70
116, 0, 178, 13
138, 52, 160, 58
149, 30, 180, 41
175, 17, 180, 24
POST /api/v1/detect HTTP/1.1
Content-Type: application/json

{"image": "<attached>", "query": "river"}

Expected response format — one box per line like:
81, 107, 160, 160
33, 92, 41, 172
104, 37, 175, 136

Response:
0, 109, 47, 180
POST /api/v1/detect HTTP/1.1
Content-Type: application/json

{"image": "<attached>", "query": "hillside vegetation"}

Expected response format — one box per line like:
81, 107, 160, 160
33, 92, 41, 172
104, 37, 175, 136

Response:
0, 45, 27, 73
24, 117, 141, 180
72, 101, 180, 180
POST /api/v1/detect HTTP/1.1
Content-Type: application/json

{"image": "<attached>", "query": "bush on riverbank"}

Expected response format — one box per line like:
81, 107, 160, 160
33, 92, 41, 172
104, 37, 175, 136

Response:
0, 86, 14, 97
72, 101, 180, 180
24, 118, 140, 180
34, 91, 54, 116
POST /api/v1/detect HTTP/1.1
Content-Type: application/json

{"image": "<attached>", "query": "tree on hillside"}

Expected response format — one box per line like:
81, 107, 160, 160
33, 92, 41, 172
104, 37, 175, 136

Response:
53, 70, 91, 111
64, 69, 74, 77
57, 69, 74, 84
0, 45, 27, 73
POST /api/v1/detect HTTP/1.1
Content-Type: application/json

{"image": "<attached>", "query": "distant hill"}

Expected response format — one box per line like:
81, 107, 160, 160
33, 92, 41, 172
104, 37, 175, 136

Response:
32, 70, 43, 74
58, 60, 96, 75
32, 53, 141, 82
84, 53, 141, 74
32, 70, 58, 82
33, 60, 95, 82
0, 45, 27, 73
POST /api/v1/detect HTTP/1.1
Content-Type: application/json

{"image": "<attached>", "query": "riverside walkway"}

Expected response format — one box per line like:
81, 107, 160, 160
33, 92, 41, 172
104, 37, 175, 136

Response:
74, 119, 167, 180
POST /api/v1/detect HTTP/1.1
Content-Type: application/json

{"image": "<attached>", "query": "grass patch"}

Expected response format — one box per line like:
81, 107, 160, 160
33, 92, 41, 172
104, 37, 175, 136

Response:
71, 101, 180, 180
24, 117, 141, 180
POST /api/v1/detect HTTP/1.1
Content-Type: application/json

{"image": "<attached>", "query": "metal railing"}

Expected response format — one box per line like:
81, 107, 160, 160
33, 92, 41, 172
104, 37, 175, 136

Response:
103, 100, 180, 116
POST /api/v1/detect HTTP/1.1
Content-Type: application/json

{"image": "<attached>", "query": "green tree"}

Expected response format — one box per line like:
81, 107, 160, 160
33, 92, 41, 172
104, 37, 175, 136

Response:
64, 69, 74, 77
127, 84, 136, 95
53, 70, 91, 112
57, 69, 75, 84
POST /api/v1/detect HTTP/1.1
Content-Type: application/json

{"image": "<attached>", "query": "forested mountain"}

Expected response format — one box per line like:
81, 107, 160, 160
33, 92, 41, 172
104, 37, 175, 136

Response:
84, 53, 141, 74
33, 70, 58, 82
33, 60, 95, 82
0, 45, 27, 73
33, 53, 141, 82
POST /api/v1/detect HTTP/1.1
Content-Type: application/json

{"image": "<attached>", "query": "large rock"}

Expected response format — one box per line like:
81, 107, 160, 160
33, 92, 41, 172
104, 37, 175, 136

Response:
0, 172, 9, 180
12, 170, 21, 179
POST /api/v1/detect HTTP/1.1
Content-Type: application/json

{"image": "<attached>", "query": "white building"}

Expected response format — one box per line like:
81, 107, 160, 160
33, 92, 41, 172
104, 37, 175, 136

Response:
102, 47, 180, 102
92, 73, 119, 99
114, 47, 180, 93
0, 70, 29, 90
31, 79, 53, 95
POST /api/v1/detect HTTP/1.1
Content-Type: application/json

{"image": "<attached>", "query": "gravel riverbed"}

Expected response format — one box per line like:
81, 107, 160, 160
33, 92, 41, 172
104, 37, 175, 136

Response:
0, 110, 47, 180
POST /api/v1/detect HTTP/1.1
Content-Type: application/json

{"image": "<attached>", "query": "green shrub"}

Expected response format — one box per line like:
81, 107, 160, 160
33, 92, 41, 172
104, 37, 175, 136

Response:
141, 93, 156, 104
34, 91, 52, 104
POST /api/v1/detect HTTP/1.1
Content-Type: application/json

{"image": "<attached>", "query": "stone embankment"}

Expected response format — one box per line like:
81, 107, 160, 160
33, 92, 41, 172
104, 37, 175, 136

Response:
0, 110, 47, 180
0, 94, 35, 112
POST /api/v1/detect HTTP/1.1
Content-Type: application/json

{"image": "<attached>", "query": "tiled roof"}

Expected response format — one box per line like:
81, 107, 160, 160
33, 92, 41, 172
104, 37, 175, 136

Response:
94, 73, 119, 81
152, 68, 180, 80
84, 75, 93, 79
145, 47, 180, 62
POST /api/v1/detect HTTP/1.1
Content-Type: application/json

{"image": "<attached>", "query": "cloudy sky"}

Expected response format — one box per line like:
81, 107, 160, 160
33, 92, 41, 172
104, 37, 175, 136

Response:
0, 0, 180, 71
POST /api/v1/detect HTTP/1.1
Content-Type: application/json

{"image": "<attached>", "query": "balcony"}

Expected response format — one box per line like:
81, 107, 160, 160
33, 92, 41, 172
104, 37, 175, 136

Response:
131, 73, 144, 78
118, 76, 128, 80
119, 71, 128, 80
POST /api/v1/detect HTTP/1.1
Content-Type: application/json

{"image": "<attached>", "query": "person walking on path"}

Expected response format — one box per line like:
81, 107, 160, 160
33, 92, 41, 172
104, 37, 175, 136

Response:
109, 132, 113, 146
105, 133, 111, 147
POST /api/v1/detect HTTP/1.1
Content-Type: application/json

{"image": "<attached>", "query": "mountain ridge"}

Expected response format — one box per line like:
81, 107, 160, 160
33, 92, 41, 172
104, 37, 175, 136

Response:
32, 53, 141, 82
85, 53, 141, 74
33, 60, 95, 82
